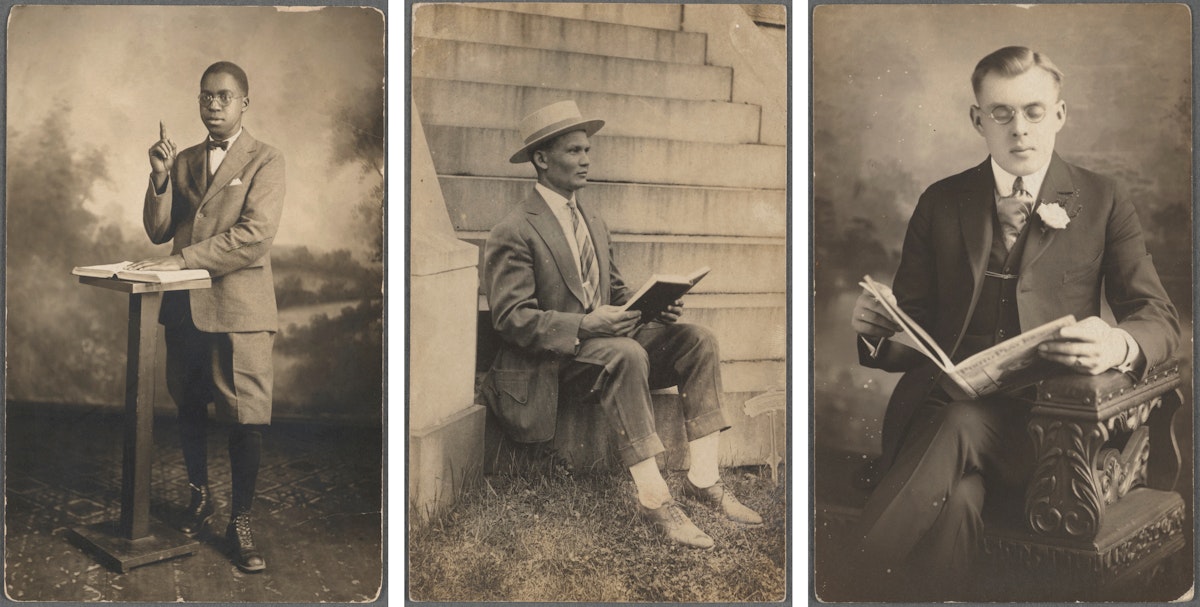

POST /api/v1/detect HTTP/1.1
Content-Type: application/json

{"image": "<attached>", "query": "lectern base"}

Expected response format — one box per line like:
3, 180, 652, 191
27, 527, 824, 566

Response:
68, 520, 198, 572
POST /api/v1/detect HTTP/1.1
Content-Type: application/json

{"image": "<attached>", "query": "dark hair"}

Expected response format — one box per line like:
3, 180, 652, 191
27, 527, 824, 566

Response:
202, 61, 249, 96
971, 46, 1063, 97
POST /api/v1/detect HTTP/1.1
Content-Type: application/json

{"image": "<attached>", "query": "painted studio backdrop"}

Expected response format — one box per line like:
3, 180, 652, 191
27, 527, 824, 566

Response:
6, 6, 385, 421
812, 5, 1192, 457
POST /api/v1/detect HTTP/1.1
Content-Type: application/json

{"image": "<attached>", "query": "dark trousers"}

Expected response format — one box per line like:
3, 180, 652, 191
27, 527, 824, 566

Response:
857, 395, 1034, 587
558, 322, 730, 468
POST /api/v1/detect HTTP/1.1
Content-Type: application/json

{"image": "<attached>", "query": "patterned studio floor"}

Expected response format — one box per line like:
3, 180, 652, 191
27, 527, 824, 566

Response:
4, 403, 383, 602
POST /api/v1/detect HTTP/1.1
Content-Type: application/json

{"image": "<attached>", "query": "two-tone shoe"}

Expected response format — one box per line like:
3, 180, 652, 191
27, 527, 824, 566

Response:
637, 500, 714, 549
683, 479, 763, 525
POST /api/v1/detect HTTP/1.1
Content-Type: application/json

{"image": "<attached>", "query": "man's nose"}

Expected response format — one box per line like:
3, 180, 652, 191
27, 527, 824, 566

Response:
1009, 114, 1030, 136
580, 152, 590, 166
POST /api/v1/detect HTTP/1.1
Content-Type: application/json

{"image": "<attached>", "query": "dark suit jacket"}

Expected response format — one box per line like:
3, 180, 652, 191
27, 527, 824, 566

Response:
861, 154, 1179, 465
143, 129, 286, 333
478, 188, 631, 442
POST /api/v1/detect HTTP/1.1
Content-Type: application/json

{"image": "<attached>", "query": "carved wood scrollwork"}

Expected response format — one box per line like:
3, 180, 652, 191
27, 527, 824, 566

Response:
1096, 426, 1150, 505
983, 504, 1185, 582
1026, 419, 1109, 539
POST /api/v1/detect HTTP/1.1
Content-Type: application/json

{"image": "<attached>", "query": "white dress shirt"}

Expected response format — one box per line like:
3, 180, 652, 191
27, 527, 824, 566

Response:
208, 128, 243, 176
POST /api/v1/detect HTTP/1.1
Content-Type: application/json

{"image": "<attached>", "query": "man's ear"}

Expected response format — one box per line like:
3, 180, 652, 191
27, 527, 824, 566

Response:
531, 149, 547, 171
242, 96, 250, 111
969, 106, 985, 135
1053, 100, 1067, 132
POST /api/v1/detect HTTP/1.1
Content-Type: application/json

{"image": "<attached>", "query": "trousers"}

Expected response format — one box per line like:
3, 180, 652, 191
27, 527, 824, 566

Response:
558, 322, 730, 467
164, 313, 276, 426
858, 395, 1034, 579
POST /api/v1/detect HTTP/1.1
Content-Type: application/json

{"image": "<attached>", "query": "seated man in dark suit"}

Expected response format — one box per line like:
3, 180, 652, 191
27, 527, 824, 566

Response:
478, 101, 762, 549
849, 46, 1179, 597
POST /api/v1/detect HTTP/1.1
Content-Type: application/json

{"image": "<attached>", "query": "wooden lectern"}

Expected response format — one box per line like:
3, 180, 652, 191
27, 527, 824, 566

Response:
67, 275, 211, 572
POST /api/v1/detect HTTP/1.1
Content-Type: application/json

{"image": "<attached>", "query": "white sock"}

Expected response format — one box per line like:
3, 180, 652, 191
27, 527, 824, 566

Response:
629, 457, 672, 509
686, 432, 721, 489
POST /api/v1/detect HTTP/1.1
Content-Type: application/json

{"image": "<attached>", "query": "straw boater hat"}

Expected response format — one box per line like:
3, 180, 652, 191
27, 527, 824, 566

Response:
509, 100, 605, 164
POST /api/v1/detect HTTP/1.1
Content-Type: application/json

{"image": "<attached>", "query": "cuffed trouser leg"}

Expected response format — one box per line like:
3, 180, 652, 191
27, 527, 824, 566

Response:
857, 398, 1031, 571
563, 336, 664, 467
637, 323, 730, 441
561, 322, 730, 468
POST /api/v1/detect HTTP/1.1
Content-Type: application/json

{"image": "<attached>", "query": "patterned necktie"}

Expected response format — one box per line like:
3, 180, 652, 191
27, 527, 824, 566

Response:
997, 176, 1034, 251
567, 200, 601, 310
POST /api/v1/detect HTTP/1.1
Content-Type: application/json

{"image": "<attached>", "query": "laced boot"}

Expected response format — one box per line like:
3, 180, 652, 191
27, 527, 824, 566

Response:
179, 483, 215, 537
226, 512, 266, 573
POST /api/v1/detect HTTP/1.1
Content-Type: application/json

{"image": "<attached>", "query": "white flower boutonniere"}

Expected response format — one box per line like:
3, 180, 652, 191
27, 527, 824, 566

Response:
1036, 203, 1071, 230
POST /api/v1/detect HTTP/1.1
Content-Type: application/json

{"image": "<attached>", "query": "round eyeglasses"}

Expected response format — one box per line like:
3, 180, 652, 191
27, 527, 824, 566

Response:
976, 104, 1048, 125
197, 92, 244, 107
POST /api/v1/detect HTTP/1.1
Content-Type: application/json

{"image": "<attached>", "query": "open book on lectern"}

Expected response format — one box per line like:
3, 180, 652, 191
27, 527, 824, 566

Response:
860, 275, 1074, 400
73, 261, 210, 284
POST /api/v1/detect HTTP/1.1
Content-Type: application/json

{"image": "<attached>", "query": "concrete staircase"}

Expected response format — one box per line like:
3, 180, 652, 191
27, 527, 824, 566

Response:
413, 3, 786, 468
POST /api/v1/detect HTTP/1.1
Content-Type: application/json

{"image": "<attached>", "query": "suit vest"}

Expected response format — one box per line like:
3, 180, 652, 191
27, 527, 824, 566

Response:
958, 203, 1037, 361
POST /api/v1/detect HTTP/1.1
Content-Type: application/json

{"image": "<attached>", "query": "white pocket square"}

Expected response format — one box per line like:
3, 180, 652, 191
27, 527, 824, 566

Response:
230, 177, 244, 186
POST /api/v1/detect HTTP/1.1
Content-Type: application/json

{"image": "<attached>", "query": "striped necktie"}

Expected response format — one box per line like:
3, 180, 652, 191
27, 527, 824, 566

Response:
997, 176, 1034, 251
567, 199, 601, 310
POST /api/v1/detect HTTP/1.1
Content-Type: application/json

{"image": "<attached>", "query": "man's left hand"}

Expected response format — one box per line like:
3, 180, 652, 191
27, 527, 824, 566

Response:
1038, 316, 1129, 375
658, 300, 684, 324
127, 255, 185, 271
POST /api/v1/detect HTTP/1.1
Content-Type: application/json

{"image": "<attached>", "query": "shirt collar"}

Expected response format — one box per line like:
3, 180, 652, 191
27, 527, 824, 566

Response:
990, 156, 1050, 199
535, 182, 575, 212
208, 127, 243, 149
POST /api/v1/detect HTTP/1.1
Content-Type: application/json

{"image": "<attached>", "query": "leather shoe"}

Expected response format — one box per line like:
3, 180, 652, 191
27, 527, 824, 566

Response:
637, 500, 714, 549
683, 478, 763, 525
226, 513, 266, 573
179, 484, 215, 537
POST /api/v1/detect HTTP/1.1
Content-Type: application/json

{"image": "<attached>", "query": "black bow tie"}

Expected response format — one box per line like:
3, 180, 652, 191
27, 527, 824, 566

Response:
206, 139, 229, 151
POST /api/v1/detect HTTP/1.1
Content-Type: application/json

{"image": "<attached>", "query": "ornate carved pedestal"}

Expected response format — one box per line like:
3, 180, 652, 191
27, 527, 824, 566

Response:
981, 362, 1188, 600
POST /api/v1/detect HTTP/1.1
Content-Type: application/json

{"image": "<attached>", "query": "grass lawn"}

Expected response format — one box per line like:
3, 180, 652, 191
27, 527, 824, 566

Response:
408, 464, 788, 602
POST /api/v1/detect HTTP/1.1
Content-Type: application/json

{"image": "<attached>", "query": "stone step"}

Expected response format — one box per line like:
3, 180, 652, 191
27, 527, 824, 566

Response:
438, 176, 785, 238
722, 359, 785, 394
425, 125, 786, 189
412, 78, 762, 145
460, 232, 786, 296
473, 2, 685, 31
412, 37, 732, 102
413, 4, 706, 65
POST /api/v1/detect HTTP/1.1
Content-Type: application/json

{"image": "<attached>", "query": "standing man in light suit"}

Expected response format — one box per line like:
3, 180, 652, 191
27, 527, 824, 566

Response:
129, 61, 285, 573
478, 101, 762, 550
848, 46, 1179, 598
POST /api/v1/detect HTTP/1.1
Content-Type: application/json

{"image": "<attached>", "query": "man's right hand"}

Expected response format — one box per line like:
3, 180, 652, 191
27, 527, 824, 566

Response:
149, 121, 177, 188
851, 288, 902, 338
579, 305, 641, 338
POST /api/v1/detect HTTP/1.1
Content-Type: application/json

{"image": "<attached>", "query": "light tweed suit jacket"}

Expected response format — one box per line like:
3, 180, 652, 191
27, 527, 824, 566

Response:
143, 129, 286, 333
478, 189, 631, 442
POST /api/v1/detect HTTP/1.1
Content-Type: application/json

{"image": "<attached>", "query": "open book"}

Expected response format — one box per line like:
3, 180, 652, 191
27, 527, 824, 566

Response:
620, 266, 710, 325
860, 275, 1075, 399
72, 262, 210, 284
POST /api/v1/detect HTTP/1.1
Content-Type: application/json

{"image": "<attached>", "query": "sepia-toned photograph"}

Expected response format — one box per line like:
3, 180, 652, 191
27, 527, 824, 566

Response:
408, 2, 789, 602
812, 3, 1193, 602
4, 4, 385, 601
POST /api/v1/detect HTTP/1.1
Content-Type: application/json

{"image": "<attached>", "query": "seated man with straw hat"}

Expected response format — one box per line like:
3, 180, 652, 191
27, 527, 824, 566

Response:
477, 100, 762, 548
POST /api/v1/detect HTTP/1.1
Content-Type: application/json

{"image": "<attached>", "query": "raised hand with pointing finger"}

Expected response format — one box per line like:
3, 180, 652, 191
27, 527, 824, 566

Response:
148, 120, 176, 191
